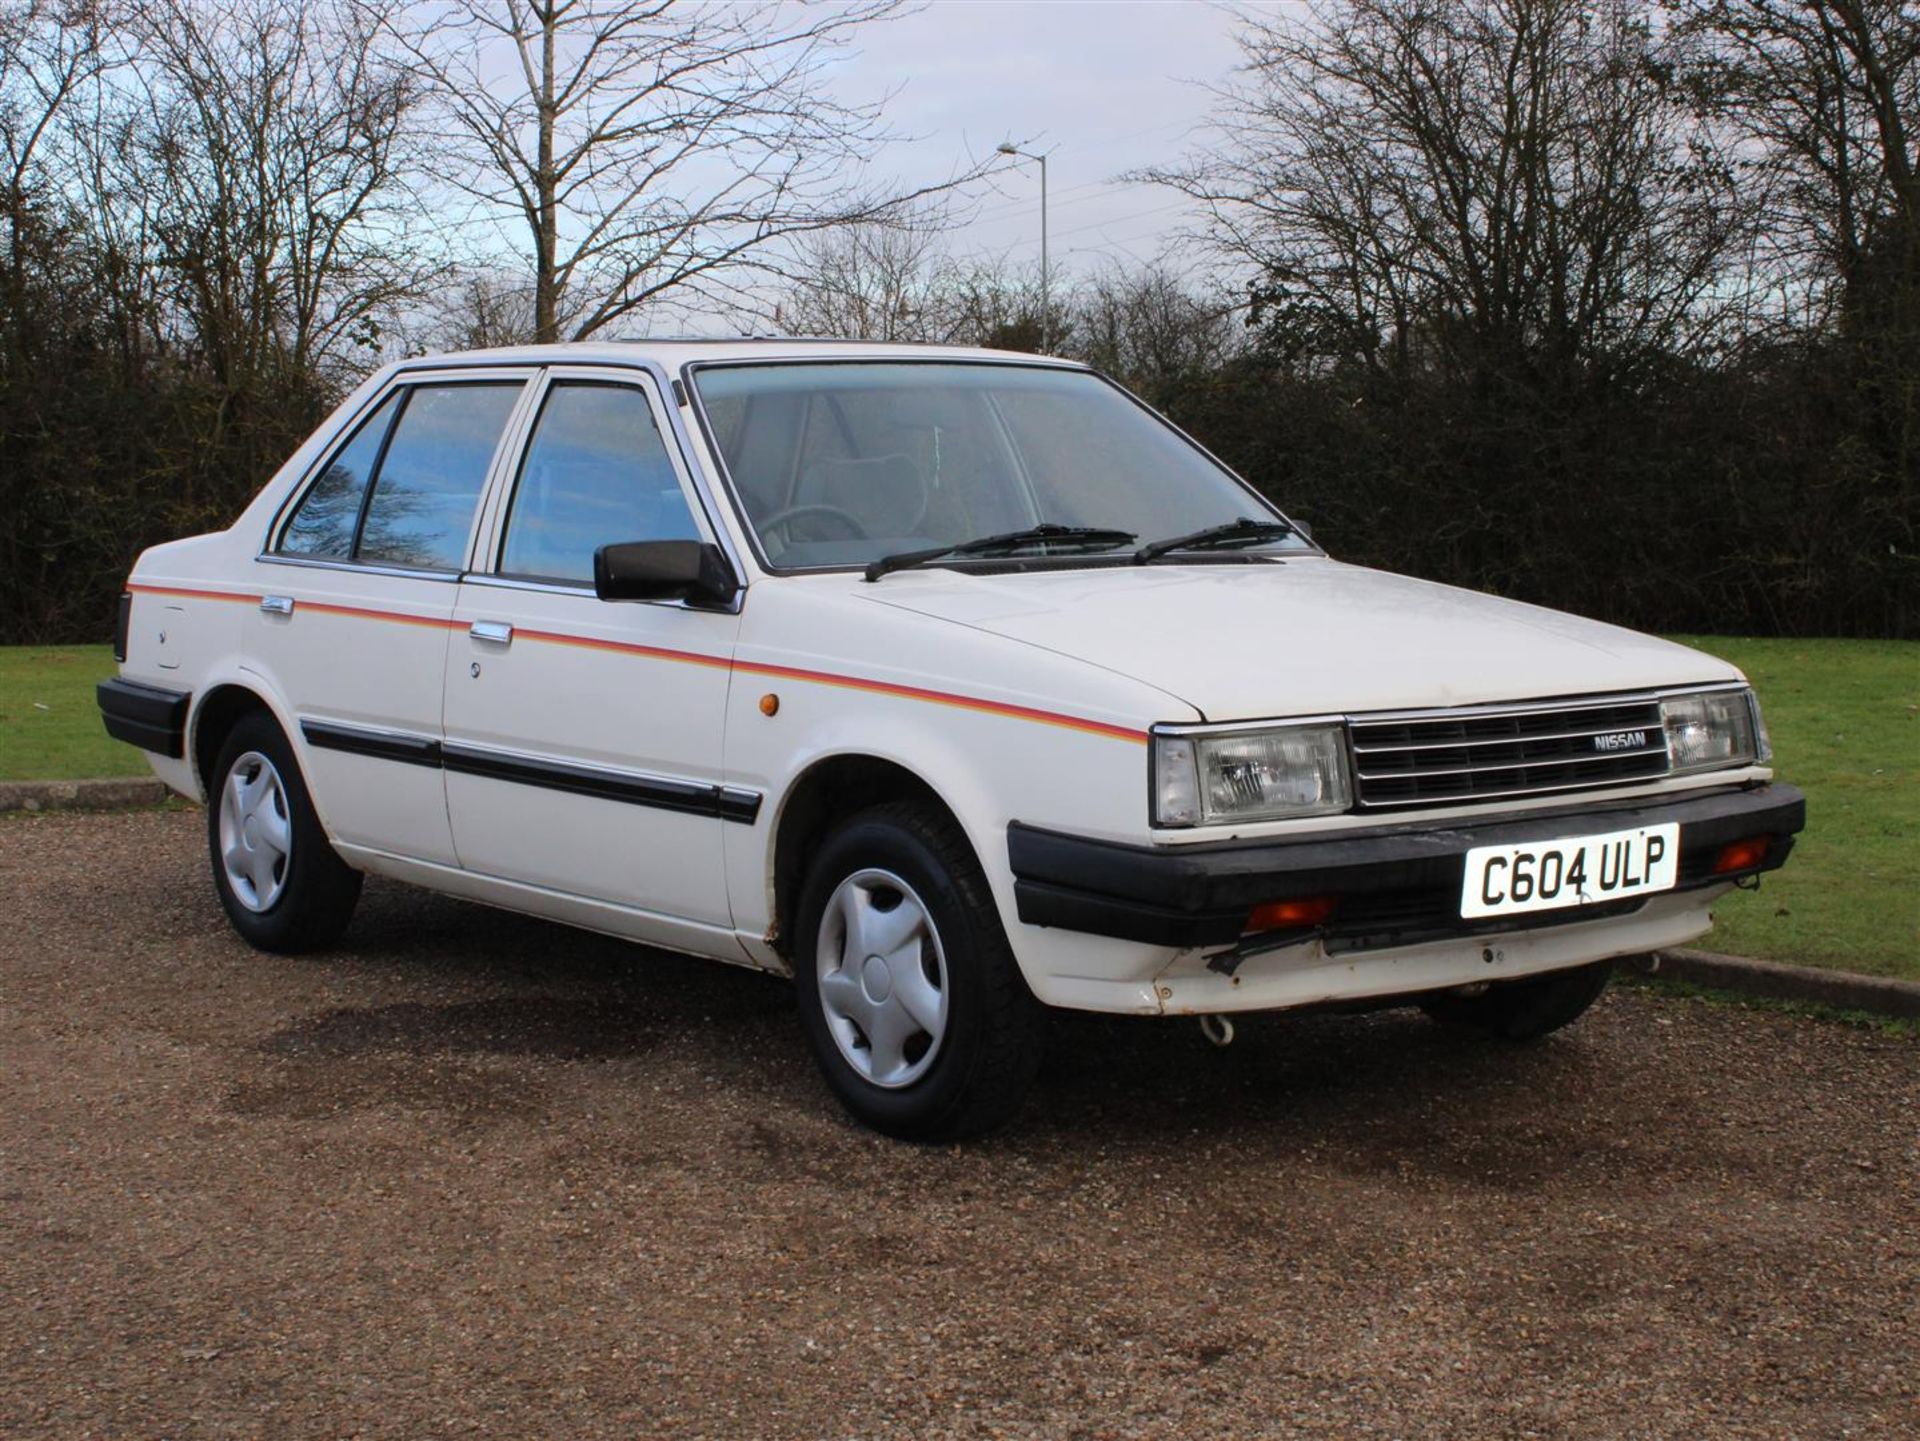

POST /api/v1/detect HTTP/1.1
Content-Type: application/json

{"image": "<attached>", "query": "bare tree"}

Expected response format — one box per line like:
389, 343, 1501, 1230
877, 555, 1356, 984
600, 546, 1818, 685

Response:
397, 0, 995, 342
424, 266, 546, 350
0, 0, 104, 205
1151, 0, 1749, 383
776, 209, 954, 340
1683, 0, 1917, 323
1075, 263, 1242, 389
97, 0, 430, 391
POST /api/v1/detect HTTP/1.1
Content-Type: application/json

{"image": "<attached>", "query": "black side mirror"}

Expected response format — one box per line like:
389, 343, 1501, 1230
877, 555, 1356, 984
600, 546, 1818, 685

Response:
1291, 517, 1314, 543
594, 540, 736, 607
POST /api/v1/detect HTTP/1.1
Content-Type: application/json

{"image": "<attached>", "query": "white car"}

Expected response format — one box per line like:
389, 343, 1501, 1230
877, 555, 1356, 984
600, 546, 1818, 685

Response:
101, 341, 1804, 1137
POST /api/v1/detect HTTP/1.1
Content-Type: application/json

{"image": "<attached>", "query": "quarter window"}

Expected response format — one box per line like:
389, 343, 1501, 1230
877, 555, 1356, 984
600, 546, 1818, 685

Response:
498, 381, 700, 584
357, 383, 524, 571
276, 390, 402, 559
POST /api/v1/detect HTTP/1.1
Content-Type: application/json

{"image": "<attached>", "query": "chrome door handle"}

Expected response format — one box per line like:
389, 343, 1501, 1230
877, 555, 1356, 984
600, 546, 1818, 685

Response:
470, 620, 513, 646
259, 595, 294, 616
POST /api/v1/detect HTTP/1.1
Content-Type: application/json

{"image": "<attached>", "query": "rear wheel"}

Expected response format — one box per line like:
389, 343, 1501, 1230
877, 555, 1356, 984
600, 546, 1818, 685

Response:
793, 802, 1044, 1140
1420, 959, 1614, 1041
207, 711, 361, 953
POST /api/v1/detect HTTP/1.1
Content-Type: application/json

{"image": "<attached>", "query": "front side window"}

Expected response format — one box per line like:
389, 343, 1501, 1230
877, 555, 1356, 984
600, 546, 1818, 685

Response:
497, 381, 700, 584
357, 383, 524, 571
693, 362, 1298, 570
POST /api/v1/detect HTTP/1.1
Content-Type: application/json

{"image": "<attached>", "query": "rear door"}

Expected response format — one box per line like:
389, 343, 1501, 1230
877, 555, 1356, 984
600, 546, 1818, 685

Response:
252, 369, 535, 863
441, 367, 747, 949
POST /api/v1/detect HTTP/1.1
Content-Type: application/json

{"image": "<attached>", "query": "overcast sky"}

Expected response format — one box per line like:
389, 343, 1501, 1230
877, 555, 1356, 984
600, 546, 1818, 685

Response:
826, 1, 1301, 279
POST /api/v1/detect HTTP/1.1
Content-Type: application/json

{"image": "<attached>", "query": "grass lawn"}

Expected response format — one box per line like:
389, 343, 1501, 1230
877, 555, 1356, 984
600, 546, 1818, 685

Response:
0, 645, 140, 782
1671, 636, 1919, 981
3, 636, 1915, 977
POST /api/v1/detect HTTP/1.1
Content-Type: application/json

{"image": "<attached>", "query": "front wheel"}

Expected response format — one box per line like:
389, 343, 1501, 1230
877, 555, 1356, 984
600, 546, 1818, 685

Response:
208, 711, 361, 953
1419, 959, 1614, 1041
793, 802, 1044, 1140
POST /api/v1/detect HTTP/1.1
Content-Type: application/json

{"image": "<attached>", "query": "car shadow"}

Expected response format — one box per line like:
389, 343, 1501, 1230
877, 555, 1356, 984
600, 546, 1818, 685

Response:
254, 876, 1649, 1175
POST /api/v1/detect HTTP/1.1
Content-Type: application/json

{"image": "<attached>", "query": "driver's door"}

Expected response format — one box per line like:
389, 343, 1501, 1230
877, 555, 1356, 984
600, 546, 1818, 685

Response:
441, 368, 745, 950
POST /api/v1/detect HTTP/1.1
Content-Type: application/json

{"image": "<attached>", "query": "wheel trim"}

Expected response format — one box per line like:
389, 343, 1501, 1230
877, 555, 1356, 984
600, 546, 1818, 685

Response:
816, 868, 949, 1089
218, 750, 292, 913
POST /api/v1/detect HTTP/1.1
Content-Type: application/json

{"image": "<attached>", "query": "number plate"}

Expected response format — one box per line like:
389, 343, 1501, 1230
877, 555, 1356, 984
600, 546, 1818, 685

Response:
1460, 822, 1680, 919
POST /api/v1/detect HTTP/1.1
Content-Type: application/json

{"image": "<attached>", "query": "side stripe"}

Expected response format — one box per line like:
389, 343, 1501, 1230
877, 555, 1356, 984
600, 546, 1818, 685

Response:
730, 657, 1149, 743
138, 580, 1148, 744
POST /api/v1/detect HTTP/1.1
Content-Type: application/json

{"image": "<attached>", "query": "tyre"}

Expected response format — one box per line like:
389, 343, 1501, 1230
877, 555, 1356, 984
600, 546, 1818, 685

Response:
207, 710, 362, 953
1420, 959, 1614, 1041
793, 802, 1045, 1140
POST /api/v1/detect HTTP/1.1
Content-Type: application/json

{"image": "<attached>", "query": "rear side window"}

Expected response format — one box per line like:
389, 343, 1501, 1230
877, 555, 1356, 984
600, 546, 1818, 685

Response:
277, 390, 402, 559
498, 381, 699, 584
357, 384, 523, 571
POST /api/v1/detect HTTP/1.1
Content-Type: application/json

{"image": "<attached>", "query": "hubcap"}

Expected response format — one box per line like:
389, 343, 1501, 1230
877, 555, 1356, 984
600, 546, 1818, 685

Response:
816, 868, 948, 1089
218, 751, 292, 912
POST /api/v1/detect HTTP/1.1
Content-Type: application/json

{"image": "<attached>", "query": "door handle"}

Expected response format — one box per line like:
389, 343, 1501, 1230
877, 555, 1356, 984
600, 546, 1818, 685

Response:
259, 595, 294, 617
470, 620, 513, 646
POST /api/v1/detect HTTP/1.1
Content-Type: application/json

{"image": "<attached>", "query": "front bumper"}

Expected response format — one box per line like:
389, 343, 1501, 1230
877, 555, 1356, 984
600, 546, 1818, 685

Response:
1009, 782, 1804, 952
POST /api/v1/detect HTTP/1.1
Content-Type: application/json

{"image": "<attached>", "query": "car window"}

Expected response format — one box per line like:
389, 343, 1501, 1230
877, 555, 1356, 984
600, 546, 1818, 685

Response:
356, 383, 523, 572
276, 390, 403, 559
498, 381, 699, 584
692, 363, 1296, 570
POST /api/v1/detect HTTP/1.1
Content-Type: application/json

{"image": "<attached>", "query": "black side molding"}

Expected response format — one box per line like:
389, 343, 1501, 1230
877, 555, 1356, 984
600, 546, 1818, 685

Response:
442, 741, 736, 818
298, 719, 763, 825
98, 678, 190, 758
303, 720, 443, 768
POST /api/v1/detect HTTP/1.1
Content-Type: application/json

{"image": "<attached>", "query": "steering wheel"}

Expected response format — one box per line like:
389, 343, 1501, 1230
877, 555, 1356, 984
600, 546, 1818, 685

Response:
758, 503, 872, 551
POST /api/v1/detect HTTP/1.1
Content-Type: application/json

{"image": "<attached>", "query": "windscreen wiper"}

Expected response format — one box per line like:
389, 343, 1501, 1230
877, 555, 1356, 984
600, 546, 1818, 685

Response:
864, 524, 1137, 583
1133, 517, 1296, 564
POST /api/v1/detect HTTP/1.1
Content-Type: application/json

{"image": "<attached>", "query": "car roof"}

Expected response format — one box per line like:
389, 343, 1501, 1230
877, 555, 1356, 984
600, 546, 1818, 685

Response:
393, 338, 1090, 371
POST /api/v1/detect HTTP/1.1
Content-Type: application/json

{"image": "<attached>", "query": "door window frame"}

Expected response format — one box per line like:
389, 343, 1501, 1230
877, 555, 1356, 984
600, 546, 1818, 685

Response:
464, 365, 741, 611
259, 366, 542, 582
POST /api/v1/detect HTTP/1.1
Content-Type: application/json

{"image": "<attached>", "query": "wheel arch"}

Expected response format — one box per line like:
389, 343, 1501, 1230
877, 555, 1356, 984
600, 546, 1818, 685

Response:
768, 753, 973, 961
191, 682, 280, 793
188, 674, 316, 819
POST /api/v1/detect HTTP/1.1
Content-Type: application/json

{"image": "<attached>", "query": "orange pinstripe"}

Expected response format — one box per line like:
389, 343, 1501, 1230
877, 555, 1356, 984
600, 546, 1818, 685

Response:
127, 581, 1148, 744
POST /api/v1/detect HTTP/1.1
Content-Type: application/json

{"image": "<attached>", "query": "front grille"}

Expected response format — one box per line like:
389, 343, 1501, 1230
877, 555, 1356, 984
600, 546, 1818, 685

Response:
1348, 695, 1670, 810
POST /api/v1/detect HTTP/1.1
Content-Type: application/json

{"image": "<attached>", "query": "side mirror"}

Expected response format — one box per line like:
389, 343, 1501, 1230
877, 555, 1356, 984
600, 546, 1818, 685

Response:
594, 540, 736, 607
1291, 517, 1314, 543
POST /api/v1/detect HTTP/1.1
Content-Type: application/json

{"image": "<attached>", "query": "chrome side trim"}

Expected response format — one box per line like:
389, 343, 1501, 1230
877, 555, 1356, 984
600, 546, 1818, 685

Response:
254, 554, 461, 583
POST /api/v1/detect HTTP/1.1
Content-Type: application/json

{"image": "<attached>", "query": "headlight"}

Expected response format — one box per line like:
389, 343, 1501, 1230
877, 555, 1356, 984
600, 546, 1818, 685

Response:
1153, 724, 1351, 826
1661, 687, 1765, 774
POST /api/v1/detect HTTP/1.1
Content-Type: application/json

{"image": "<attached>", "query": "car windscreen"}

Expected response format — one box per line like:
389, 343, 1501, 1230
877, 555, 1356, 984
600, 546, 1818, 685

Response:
690, 362, 1300, 571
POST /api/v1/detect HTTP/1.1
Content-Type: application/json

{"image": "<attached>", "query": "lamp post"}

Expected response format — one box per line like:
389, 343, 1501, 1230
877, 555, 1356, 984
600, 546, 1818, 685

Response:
996, 142, 1049, 353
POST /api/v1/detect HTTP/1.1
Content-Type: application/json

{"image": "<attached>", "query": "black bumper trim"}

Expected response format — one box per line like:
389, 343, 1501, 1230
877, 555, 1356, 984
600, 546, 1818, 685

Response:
97, 678, 190, 758
1009, 782, 1806, 948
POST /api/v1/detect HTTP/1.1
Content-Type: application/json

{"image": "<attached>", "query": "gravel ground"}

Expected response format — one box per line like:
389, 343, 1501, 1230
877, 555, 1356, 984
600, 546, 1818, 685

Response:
3, 809, 1916, 1439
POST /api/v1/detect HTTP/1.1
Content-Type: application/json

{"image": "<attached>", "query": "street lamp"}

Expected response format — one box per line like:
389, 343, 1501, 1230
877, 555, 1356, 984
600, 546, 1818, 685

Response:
997, 142, 1049, 354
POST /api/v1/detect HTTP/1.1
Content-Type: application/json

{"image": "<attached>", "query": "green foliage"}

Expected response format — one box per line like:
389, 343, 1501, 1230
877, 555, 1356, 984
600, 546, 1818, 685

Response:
0, 183, 339, 643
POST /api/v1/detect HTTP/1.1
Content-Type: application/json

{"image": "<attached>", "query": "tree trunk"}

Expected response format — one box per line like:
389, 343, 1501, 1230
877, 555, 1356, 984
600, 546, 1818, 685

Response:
533, 3, 559, 343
